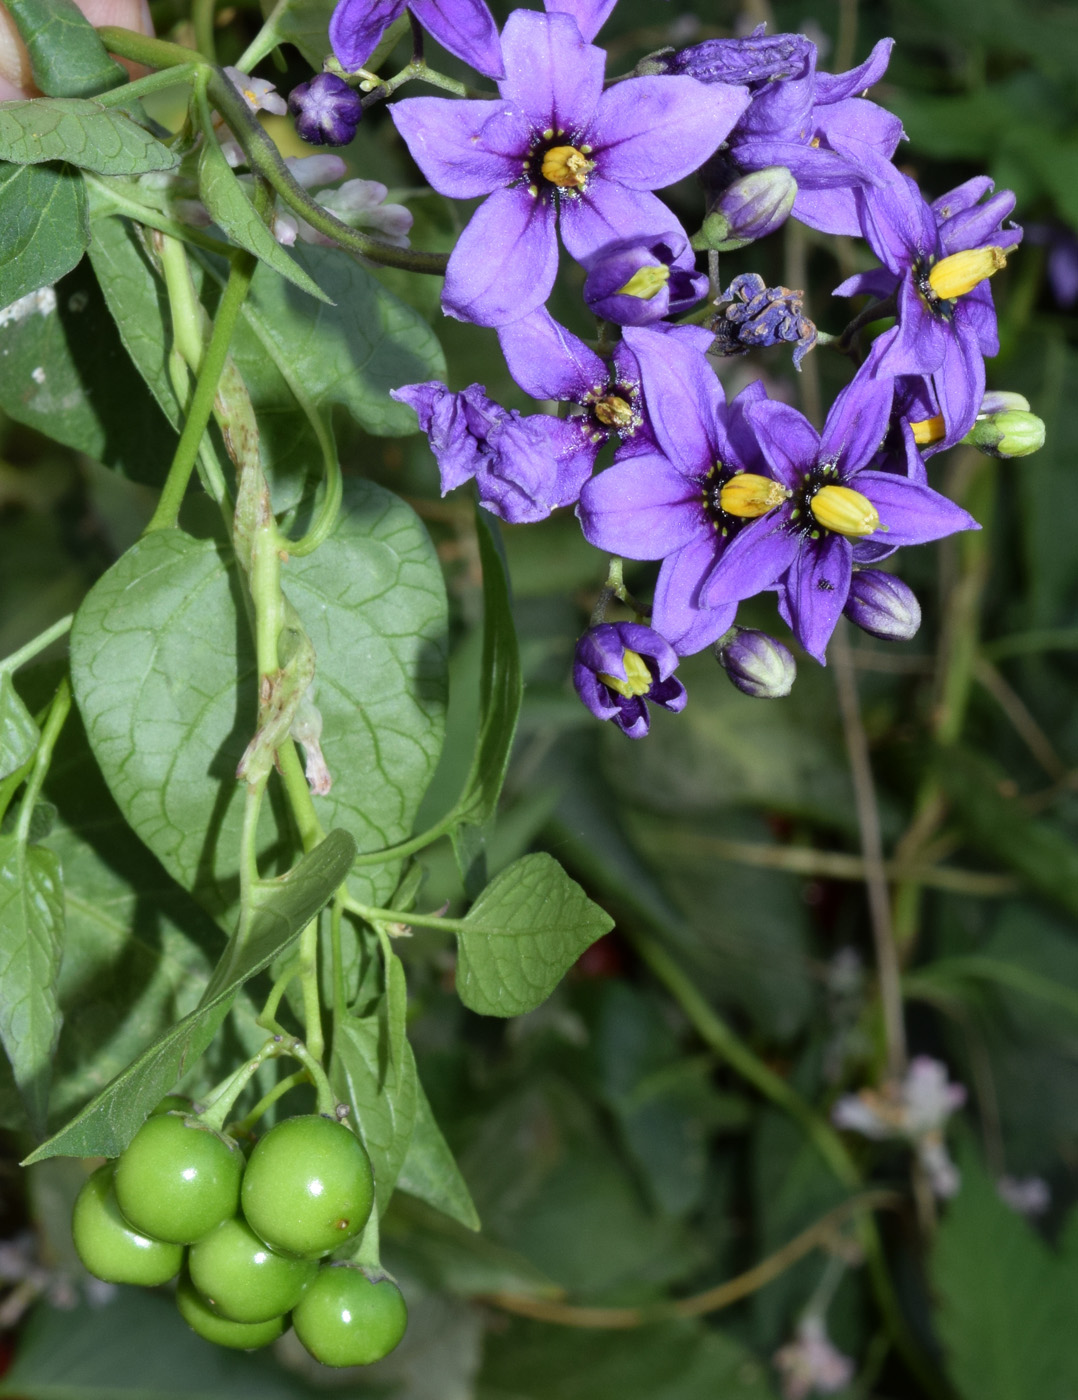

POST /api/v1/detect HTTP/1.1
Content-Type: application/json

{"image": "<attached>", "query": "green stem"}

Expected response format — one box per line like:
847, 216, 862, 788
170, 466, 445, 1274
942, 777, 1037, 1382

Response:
257, 957, 299, 1034
227, 1069, 308, 1136
96, 26, 208, 71
349, 808, 461, 868
235, 0, 290, 70
157, 233, 206, 370
199, 1036, 283, 1130
277, 741, 325, 852
85, 176, 236, 259
14, 678, 72, 845
144, 250, 257, 533
348, 1210, 382, 1270
297, 919, 324, 1063
94, 63, 200, 105
0, 615, 73, 675
287, 1038, 337, 1114
192, 0, 218, 62
330, 895, 349, 1021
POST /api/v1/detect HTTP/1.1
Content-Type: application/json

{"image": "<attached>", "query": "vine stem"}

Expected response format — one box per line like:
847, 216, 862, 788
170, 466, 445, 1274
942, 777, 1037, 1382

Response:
0, 615, 73, 675
14, 679, 71, 845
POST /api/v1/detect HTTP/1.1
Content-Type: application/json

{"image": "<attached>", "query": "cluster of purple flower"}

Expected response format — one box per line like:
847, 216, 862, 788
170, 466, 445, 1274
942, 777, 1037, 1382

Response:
323, 0, 1035, 738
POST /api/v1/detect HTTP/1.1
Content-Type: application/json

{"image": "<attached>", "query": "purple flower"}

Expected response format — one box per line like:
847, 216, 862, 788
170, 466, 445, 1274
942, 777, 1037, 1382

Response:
843, 569, 921, 641
577, 327, 781, 656
390, 9, 750, 326
390, 381, 591, 522
329, 0, 504, 79
658, 28, 815, 87
288, 74, 363, 146
837, 174, 1022, 442
581, 231, 707, 326
711, 273, 817, 368
573, 622, 686, 738
704, 370, 978, 662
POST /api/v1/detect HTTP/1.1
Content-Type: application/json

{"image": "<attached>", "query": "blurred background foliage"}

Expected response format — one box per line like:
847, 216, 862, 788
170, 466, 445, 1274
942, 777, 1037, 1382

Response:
3, 0, 1078, 1396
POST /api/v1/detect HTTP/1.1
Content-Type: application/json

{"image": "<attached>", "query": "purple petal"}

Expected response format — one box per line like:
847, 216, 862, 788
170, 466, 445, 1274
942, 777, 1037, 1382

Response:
939, 189, 1019, 255
498, 10, 604, 129
957, 284, 999, 356
860, 174, 937, 272
390, 97, 520, 197
815, 37, 894, 103
821, 371, 894, 474
815, 100, 904, 167
792, 185, 863, 237
442, 188, 558, 326
577, 454, 702, 559
931, 329, 984, 442
498, 308, 605, 402
931, 176, 995, 222
833, 268, 897, 300
703, 515, 801, 605
622, 324, 725, 478
855, 471, 979, 544
559, 182, 677, 264
733, 135, 867, 189
544, 415, 600, 507
653, 535, 739, 656
871, 279, 949, 376
788, 533, 852, 662
594, 77, 750, 189
543, 0, 618, 41
744, 400, 820, 488
329, 0, 404, 69
411, 0, 504, 77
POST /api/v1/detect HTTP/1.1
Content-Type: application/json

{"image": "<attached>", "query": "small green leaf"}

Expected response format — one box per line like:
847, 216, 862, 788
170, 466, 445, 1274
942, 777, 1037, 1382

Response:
197, 135, 330, 304
386, 949, 407, 1073
330, 1007, 418, 1211
455, 853, 613, 1017
256, 0, 336, 67
0, 161, 88, 308
0, 835, 64, 1134
0, 100, 178, 175
22, 828, 356, 1162
0, 672, 39, 780
396, 1075, 480, 1230
5, 0, 125, 98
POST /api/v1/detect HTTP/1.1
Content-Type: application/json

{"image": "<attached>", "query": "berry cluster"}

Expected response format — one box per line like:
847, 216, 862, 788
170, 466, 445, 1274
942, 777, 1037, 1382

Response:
71, 1104, 406, 1367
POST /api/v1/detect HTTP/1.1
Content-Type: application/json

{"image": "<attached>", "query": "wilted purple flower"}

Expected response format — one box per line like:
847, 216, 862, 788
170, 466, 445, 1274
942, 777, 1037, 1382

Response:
774, 1317, 855, 1400
711, 272, 817, 368
695, 165, 797, 250
391, 9, 749, 326
837, 174, 1022, 442
702, 370, 977, 662
582, 231, 707, 325
329, 0, 504, 79
573, 622, 686, 738
656, 28, 814, 87
843, 569, 921, 641
288, 73, 363, 146
715, 627, 796, 697
391, 381, 591, 522
578, 327, 781, 655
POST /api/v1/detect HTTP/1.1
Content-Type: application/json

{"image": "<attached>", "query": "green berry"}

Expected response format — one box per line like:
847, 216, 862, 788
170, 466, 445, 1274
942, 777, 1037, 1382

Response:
189, 1216, 317, 1322
71, 1164, 183, 1286
114, 1112, 243, 1245
176, 1273, 285, 1350
293, 1265, 407, 1367
241, 1115, 374, 1259
151, 1094, 194, 1116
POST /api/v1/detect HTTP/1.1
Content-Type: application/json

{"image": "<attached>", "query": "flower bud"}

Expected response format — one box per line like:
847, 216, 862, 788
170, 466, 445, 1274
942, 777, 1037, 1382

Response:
692, 167, 797, 252
978, 391, 1030, 416
714, 627, 796, 699
962, 409, 1045, 459
288, 73, 363, 147
843, 570, 921, 642
582, 232, 707, 326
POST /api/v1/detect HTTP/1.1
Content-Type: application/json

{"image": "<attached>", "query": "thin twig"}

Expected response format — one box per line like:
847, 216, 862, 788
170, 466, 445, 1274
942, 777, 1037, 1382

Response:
973, 656, 1066, 780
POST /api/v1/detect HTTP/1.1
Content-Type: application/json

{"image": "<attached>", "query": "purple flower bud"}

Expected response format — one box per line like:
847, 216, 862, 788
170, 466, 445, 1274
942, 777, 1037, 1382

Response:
978, 391, 1029, 416
694, 166, 797, 251
709, 272, 816, 368
288, 73, 363, 147
843, 570, 921, 642
582, 232, 708, 326
714, 627, 796, 698
963, 409, 1045, 459
573, 623, 686, 739
660, 27, 813, 87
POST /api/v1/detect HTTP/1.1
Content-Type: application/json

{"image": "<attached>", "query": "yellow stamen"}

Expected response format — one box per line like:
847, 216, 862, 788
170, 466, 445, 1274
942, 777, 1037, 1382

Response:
928, 246, 1008, 300
719, 473, 790, 518
615, 266, 670, 301
810, 484, 880, 538
593, 395, 634, 429
541, 145, 594, 189
910, 414, 946, 446
599, 648, 652, 699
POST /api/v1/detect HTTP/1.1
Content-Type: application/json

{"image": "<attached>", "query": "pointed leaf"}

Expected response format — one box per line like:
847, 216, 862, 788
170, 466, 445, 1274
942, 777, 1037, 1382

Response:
23, 827, 356, 1162
0, 100, 178, 175
330, 1006, 418, 1211
0, 672, 39, 779
455, 853, 613, 1017
397, 1075, 480, 1230
0, 161, 88, 308
5, 0, 125, 97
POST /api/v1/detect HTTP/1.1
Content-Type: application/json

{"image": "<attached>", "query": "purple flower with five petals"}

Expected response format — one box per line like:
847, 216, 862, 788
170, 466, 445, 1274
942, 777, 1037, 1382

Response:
391, 9, 750, 326
707, 371, 978, 661
574, 622, 686, 739
329, 0, 504, 79
837, 174, 1022, 443
577, 327, 780, 656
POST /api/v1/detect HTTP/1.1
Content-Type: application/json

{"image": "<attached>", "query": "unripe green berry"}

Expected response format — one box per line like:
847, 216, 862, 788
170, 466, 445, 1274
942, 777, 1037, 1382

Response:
176, 1273, 285, 1350
114, 1112, 243, 1245
293, 1265, 407, 1367
189, 1216, 317, 1322
71, 1164, 183, 1286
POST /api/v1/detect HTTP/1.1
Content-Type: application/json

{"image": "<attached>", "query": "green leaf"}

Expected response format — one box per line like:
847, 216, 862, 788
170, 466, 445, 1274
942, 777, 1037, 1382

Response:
455, 510, 522, 827
256, 0, 335, 67
0, 835, 64, 1133
0, 671, 39, 779
397, 1076, 481, 1230
197, 135, 329, 304
70, 481, 446, 920
23, 827, 356, 1162
0, 161, 88, 308
242, 241, 446, 435
0, 253, 177, 481
330, 1007, 418, 1212
5, 0, 125, 98
931, 1143, 1069, 1400
454, 853, 613, 1017
0, 100, 178, 175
